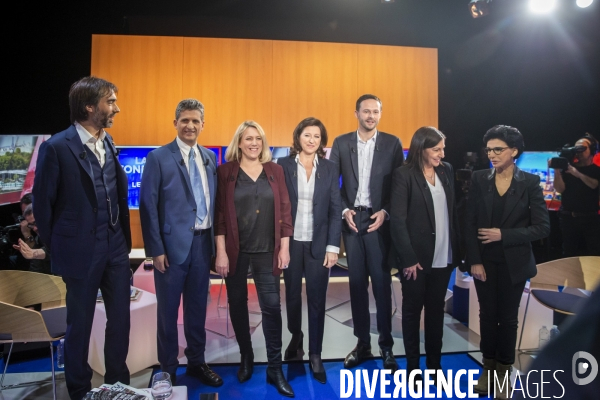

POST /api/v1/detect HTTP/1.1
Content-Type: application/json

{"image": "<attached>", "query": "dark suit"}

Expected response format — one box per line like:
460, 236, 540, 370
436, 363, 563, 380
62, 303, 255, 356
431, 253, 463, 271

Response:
33, 125, 132, 400
465, 166, 550, 365
389, 162, 461, 372
329, 131, 404, 350
215, 160, 293, 366
278, 155, 342, 355
139, 139, 217, 375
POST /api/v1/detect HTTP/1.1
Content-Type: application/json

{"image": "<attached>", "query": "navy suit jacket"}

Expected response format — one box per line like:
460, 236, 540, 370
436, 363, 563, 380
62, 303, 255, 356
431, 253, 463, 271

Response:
465, 166, 551, 283
32, 125, 132, 279
329, 131, 404, 216
277, 155, 342, 260
139, 139, 217, 265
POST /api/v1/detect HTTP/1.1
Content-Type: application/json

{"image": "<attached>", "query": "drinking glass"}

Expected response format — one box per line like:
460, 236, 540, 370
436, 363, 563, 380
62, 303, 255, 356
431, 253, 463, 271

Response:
151, 372, 173, 399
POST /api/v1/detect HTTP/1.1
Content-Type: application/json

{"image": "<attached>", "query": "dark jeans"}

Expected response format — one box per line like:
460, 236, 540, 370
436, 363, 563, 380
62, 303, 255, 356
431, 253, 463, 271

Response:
283, 240, 330, 355
226, 252, 283, 367
154, 231, 211, 374
400, 265, 453, 371
62, 228, 130, 400
559, 213, 600, 257
343, 209, 393, 350
474, 258, 526, 365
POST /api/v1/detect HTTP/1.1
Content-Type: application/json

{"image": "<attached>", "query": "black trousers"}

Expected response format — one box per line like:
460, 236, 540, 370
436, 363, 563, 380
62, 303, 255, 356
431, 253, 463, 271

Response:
62, 227, 130, 400
559, 213, 600, 257
226, 252, 283, 367
154, 231, 211, 375
474, 258, 526, 365
400, 265, 453, 372
343, 209, 393, 350
283, 240, 330, 355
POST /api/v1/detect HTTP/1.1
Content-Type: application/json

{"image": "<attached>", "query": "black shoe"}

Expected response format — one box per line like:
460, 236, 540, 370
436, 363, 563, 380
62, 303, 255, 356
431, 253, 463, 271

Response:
284, 332, 304, 360
186, 363, 223, 387
380, 349, 399, 373
309, 354, 327, 384
237, 352, 254, 383
343, 343, 372, 369
266, 367, 295, 397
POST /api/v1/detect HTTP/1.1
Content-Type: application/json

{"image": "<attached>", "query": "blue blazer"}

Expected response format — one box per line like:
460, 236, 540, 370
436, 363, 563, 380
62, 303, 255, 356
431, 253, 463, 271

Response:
139, 139, 217, 265
278, 155, 342, 260
32, 125, 132, 279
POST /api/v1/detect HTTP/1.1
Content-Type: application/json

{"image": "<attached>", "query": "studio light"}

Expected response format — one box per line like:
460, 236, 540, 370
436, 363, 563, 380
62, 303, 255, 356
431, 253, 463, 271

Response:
529, 0, 557, 14
468, 0, 491, 18
576, 0, 593, 8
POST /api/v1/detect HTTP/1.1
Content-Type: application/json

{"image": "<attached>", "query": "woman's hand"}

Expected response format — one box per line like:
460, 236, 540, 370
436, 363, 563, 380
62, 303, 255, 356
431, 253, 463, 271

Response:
471, 264, 486, 281
402, 263, 423, 280
478, 228, 502, 244
215, 250, 229, 277
323, 252, 338, 269
278, 246, 291, 270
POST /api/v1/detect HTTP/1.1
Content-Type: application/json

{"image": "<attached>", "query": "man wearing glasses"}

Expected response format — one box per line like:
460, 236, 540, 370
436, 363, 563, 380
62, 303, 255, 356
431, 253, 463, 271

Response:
12, 204, 52, 274
550, 134, 600, 257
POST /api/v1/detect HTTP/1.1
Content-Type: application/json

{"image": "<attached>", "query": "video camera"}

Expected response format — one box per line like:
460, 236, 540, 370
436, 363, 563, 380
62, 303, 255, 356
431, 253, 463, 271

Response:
0, 223, 22, 255
549, 145, 587, 170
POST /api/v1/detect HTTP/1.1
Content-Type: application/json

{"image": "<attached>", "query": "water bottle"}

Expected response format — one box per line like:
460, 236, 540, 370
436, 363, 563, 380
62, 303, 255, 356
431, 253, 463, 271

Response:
57, 339, 65, 368
550, 325, 560, 340
539, 326, 550, 349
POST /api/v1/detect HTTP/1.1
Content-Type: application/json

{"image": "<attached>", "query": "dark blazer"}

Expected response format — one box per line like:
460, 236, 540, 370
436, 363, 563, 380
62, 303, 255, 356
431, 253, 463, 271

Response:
465, 166, 551, 284
329, 131, 404, 216
139, 139, 217, 265
215, 161, 293, 276
32, 125, 131, 278
277, 155, 342, 260
389, 162, 461, 272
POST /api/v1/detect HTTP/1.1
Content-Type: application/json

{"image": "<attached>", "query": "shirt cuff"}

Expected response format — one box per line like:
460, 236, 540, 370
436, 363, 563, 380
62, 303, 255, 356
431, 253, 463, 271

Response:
326, 245, 340, 254
382, 209, 390, 220
342, 208, 350, 218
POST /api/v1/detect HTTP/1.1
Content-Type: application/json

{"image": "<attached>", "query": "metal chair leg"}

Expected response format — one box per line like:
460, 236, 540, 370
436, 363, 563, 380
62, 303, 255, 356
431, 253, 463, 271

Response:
517, 289, 538, 354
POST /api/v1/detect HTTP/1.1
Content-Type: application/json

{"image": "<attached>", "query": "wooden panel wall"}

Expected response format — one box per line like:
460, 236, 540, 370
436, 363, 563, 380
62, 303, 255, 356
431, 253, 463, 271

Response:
91, 35, 438, 248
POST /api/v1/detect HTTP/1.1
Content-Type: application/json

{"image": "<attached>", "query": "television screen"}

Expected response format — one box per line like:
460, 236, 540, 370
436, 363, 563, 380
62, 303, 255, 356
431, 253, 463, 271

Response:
116, 146, 158, 209
0, 135, 51, 206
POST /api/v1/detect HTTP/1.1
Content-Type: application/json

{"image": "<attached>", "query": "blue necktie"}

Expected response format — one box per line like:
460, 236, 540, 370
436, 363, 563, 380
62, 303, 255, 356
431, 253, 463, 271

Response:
189, 148, 207, 224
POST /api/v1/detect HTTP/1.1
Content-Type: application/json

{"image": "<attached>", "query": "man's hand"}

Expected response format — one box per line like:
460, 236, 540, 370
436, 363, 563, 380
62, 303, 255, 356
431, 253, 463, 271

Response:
564, 164, 583, 178
153, 254, 169, 273
403, 263, 423, 280
367, 210, 386, 232
20, 219, 31, 239
13, 238, 35, 259
323, 252, 338, 269
344, 209, 358, 232
478, 228, 501, 244
471, 264, 486, 281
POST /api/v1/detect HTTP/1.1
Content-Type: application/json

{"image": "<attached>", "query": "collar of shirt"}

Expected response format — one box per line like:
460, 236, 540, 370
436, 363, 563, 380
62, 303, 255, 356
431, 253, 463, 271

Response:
75, 121, 106, 145
176, 136, 199, 160
294, 154, 319, 168
356, 130, 378, 145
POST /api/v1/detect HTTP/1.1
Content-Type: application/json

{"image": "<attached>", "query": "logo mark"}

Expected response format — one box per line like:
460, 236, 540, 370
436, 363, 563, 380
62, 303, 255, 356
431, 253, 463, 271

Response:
572, 351, 598, 385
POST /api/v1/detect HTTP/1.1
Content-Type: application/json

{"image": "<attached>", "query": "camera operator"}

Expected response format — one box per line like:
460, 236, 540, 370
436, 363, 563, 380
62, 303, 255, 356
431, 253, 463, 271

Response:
12, 204, 52, 274
551, 134, 600, 257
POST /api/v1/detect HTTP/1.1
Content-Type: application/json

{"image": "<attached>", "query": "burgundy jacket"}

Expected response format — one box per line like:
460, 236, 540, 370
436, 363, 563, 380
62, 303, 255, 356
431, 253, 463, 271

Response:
215, 161, 293, 277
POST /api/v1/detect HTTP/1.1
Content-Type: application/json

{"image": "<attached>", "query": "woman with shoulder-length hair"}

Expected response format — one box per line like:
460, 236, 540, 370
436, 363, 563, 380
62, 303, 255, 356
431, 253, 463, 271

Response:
277, 117, 342, 384
214, 120, 295, 397
390, 126, 461, 385
466, 125, 550, 399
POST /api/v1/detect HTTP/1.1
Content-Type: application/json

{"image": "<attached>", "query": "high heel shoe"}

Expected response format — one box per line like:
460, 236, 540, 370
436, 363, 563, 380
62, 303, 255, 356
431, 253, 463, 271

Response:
266, 367, 295, 397
309, 354, 327, 384
237, 352, 254, 383
284, 332, 304, 360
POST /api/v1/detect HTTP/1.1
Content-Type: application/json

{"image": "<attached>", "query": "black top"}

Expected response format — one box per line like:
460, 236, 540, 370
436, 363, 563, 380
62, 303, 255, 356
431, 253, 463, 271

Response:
560, 164, 600, 213
482, 183, 511, 262
234, 168, 275, 253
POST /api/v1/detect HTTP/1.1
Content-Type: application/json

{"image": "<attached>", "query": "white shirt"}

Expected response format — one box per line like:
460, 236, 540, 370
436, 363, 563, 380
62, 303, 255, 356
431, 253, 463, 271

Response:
176, 137, 211, 230
75, 122, 106, 167
294, 155, 340, 254
355, 130, 377, 208
427, 173, 452, 268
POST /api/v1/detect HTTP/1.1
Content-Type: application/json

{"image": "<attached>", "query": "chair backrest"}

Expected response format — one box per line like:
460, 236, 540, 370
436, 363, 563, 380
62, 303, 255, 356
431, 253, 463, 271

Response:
0, 301, 53, 343
0, 270, 66, 307
531, 256, 600, 291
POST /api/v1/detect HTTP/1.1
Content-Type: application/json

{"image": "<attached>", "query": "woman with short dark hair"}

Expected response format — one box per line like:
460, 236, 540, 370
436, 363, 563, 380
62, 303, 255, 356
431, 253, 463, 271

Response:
466, 125, 550, 398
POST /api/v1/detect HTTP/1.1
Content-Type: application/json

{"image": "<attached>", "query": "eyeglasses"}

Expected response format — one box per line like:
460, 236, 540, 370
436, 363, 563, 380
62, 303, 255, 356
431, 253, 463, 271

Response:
484, 147, 510, 155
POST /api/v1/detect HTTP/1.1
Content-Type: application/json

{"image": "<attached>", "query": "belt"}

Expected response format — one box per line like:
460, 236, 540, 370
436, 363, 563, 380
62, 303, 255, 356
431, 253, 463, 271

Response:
194, 228, 210, 236
354, 206, 373, 212
560, 210, 598, 217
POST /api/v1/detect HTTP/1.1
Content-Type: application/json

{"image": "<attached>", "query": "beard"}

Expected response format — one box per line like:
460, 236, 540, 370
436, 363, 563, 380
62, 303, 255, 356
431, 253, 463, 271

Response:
92, 109, 114, 129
